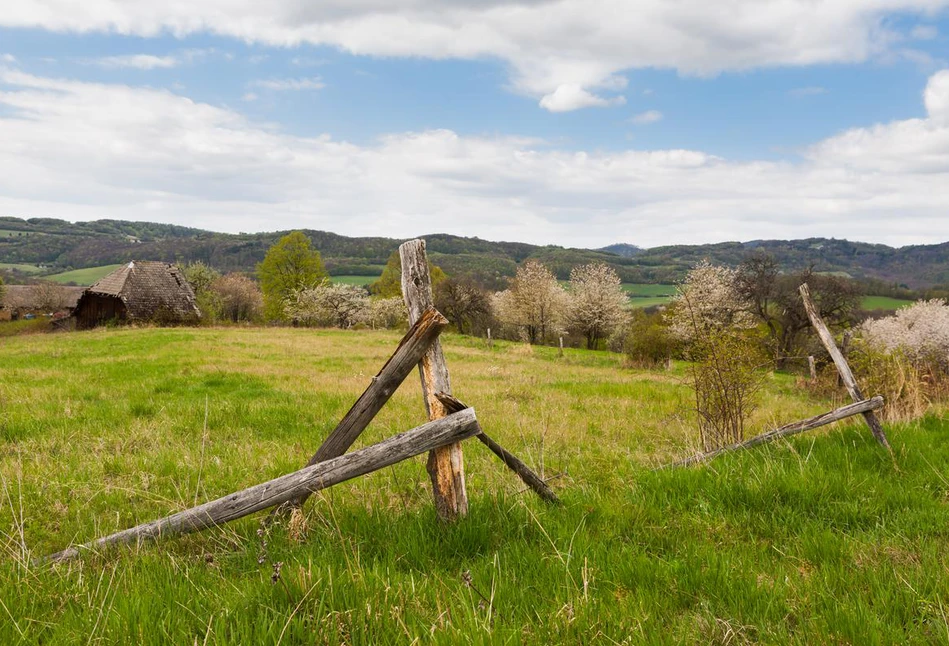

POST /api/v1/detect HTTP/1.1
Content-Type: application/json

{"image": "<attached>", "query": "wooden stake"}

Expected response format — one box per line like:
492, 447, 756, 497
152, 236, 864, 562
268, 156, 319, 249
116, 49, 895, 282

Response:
400, 239, 469, 521
668, 396, 884, 468
799, 283, 891, 449
558, 336, 564, 357
42, 410, 481, 564
487, 327, 492, 349
286, 307, 449, 509
435, 392, 560, 505
808, 355, 817, 381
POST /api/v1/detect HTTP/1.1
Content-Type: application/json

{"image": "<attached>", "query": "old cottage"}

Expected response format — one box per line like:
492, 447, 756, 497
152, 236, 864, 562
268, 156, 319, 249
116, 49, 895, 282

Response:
74, 261, 201, 329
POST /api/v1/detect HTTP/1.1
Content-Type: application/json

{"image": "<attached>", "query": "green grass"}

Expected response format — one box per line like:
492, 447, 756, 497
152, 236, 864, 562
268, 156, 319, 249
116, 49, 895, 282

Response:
332, 274, 379, 286
44, 264, 124, 285
1, 328, 948, 643
862, 295, 915, 311
622, 283, 676, 297
0, 262, 46, 274
0, 230, 43, 238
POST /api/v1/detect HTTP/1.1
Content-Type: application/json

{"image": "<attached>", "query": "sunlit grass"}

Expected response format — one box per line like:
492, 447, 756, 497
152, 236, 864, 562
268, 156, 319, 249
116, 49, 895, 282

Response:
1, 327, 947, 643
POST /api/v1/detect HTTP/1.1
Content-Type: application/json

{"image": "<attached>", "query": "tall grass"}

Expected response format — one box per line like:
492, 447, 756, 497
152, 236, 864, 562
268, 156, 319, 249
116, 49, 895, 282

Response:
1, 327, 947, 643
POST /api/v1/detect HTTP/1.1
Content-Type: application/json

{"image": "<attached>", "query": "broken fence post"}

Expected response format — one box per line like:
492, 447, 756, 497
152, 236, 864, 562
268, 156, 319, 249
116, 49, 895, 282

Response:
808, 355, 817, 382
400, 239, 469, 521
667, 396, 884, 468
799, 283, 891, 450
43, 409, 481, 564
435, 392, 560, 505
286, 307, 449, 509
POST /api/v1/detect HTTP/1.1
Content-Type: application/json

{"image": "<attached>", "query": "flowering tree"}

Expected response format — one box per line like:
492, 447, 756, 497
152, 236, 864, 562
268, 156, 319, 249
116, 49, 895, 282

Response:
668, 260, 755, 342
212, 273, 263, 323
285, 281, 369, 329
565, 262, 628, 349
367, 296, 408, 330
861, 299, 949, 370
493, 260, 568, 344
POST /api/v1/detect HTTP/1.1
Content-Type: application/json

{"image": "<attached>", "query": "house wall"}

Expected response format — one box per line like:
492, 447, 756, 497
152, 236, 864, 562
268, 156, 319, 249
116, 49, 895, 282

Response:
75, 294, 127, 329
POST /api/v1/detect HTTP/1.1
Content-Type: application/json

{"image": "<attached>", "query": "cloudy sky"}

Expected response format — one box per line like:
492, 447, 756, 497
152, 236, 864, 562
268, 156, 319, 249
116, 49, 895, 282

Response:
1, 1, 949, 248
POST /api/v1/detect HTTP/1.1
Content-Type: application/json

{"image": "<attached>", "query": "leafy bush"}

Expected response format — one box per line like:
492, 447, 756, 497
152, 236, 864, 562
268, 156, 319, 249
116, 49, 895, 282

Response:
622, 310, 678, 367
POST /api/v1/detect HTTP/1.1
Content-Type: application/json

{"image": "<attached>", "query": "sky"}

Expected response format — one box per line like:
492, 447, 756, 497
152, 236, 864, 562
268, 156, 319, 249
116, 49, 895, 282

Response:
1, 2, 948, 249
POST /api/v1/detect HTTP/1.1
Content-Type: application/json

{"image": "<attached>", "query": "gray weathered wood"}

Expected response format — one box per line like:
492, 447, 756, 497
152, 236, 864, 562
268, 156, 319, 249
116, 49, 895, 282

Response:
435, 392, 560, 505
668, 396, 884, 468
43, 409, 481, 564
808, 355, 817, 381
799, 283, 891, 449
400, 239, 468, 521
284, 307, 449, 509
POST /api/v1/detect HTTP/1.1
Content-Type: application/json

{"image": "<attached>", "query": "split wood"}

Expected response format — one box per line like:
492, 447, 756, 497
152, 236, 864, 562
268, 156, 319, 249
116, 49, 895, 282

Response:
667, 396, 884, 468
42, 409, 481, 564
435, 392, 560, 505
400, 239, 468, 521
799, 283, 891, 450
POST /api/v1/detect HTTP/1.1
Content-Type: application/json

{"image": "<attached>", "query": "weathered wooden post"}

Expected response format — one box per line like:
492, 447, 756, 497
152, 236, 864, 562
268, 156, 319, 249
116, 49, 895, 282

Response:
558, 336, 564, 357
486, 327, 493, 349
799, 283, 891, 450
808, 355, 817, 381
400, 239, 469, 520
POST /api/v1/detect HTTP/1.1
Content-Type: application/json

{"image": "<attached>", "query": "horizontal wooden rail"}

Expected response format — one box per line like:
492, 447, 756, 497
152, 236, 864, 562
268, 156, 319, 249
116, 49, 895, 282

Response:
667, 396, 884, 468
43, 409, 481, 564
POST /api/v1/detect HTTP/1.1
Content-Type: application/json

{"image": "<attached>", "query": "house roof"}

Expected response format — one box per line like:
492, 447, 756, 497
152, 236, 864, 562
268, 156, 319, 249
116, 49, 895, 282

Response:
0, 284, 85, 311
86, 261, 200, 321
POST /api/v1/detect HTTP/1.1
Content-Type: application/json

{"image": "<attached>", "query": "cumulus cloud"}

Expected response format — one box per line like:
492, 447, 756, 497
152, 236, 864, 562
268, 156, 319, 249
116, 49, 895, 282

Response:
91, 54, 179, 70
539, 85, 625, 112
0, 68, 948, 247
630, 110, 663, 124
4, 1, 949, 110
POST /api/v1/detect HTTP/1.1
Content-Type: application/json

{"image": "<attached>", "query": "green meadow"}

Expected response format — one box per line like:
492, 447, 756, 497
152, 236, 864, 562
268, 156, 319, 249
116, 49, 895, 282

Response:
1, 327, 948, 643
331, 275, 378, 286
861, 295, 915, 311
43, 264, 125, 285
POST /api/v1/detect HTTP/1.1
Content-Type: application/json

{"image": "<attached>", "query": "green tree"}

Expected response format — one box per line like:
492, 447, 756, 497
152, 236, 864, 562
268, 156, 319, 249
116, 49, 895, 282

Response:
369, 251, 447, 298
258, 232, 327, 322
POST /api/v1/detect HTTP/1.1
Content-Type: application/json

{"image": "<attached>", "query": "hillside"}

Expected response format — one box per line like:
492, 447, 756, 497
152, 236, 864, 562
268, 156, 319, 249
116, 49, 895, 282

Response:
2, 216, 949, 288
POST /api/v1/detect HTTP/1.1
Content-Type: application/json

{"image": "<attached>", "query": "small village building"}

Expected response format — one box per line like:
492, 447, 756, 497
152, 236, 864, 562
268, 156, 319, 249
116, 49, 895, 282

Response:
74, 261, 201, 329
0, 284, 85, 322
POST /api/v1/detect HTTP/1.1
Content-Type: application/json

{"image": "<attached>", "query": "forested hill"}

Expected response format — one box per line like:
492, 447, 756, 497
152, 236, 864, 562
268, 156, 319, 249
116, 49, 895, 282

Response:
2, 216, 949, 288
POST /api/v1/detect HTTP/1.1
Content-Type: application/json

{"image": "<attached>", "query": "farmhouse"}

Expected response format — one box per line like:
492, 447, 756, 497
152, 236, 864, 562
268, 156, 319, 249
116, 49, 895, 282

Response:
0, 284, 85, 321
74, 261, 201, 329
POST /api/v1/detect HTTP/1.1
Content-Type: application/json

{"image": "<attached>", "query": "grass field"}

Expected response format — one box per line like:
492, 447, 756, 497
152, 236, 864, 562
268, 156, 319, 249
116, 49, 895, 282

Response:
0, 262, 46, 274
622, 283, 675, 309
331, 275, 378, 286
1, 328, 948, 643
861, 295, 915, 311
44, 264, 124, 285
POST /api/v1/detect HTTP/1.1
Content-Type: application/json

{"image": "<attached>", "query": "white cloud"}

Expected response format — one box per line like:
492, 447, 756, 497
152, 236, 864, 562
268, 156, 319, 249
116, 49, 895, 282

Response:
1, 54, 16, 63
630, 110, 663, 124
253, 77, 325, 91
91, 54, 179, 70
0, 68, 948, 248
4, 1, 949, 110
241, 92, 258, 102
539, 85, 625, 112
911, 25, 938, 40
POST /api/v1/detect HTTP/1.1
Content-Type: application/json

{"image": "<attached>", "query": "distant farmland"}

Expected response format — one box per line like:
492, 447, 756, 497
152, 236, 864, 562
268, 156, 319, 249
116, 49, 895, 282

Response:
44, 264, 123, 285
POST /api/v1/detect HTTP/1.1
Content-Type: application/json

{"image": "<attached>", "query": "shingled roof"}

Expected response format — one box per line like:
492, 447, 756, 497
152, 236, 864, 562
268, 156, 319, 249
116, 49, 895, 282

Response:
85, 261, 201, 322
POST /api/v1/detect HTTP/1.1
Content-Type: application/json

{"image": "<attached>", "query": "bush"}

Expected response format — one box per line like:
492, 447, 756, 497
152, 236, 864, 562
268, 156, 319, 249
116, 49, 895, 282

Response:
622, 310, 677, 367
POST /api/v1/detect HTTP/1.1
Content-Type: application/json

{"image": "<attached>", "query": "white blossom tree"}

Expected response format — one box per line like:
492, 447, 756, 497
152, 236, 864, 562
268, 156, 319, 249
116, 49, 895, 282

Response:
284, 281, 369, 329
493, 260, 568, 344
861, 299, 949, 370
667, 260, 755, 343
565, 262, 629, 349
367, 296, 408, 330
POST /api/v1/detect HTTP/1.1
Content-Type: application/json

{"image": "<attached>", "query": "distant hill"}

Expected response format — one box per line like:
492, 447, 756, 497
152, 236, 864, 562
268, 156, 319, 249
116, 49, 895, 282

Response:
2, 216, 948, 289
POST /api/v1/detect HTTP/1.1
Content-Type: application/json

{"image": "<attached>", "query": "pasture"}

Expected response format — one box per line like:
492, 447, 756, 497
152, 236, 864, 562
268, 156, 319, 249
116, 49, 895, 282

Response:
1, 327, 948, 643
861, 295, 914, 311
43, 264, 124, 285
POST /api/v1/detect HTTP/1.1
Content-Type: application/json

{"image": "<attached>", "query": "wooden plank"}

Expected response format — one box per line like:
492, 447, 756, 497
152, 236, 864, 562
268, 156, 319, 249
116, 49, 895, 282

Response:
668, 396, 884, 468
400, 239, 468, 521
799, 283, 891, 449
42, 409, 481, 564
435, 392, 560, 505
283, 308, 449, 509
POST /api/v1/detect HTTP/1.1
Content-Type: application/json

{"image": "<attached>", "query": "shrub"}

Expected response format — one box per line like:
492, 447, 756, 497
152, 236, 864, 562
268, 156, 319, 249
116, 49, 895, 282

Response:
622, 310, 677, 367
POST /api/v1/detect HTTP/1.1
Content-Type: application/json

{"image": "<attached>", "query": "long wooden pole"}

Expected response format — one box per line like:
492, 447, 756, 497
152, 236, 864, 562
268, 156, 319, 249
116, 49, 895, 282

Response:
799, 283, 891, 449
43, 409, 481, 564
668, 396, 884, 468
400, 239, 469, 521
435, 392, 560, 505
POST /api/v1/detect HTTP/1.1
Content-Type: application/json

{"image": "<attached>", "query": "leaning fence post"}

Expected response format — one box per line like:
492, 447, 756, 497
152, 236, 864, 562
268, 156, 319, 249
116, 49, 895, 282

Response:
400, 239, 469, 520
799, 283, 891, 450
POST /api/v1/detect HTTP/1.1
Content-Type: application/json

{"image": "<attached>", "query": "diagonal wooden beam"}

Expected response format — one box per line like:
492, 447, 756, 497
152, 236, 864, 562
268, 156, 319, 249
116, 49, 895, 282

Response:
799, 283, 891, 450
435, 392, 561, 505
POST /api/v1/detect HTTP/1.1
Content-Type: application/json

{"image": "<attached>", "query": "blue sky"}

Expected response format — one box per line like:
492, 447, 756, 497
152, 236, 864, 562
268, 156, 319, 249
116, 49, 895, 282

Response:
1, 2, 949, 248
